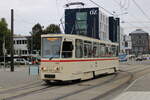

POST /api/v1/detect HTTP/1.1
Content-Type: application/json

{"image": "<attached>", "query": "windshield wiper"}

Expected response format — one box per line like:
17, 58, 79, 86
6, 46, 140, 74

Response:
49, 57, 54, 60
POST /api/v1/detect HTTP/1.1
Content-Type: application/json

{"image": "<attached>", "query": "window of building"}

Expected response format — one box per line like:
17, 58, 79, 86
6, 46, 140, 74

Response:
22, 40, 24, 44
19, 40, 21, 44
24, 40, 27, 44
21, 40, 27, 44
17, 40, 19, 44
75, 12, 87, 35
125, 41, 128, 47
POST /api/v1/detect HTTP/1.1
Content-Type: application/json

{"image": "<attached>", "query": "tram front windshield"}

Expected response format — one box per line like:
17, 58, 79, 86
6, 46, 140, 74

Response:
42, 37, 62, 59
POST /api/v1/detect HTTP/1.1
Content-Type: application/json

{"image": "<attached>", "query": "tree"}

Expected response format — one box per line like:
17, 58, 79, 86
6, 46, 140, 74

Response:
28, 23, 43, 54
44, 24, 61, 34
0, 18, 11, 56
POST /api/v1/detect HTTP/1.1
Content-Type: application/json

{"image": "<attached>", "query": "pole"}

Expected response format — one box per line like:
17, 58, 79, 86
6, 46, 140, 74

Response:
10, 9, 14, 72
3, 36, 6, 71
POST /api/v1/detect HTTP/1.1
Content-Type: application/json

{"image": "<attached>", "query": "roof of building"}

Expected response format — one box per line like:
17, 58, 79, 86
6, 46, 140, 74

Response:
130, 29, 148, 34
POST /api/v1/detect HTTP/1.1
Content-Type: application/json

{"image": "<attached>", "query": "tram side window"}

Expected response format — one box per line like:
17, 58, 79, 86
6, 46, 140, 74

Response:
84, 44, 88, 58
75, 39, 83, 58
84, 41, 92, 58
100, 44, 106, 57
105, 46, 113, 57
93, 44, 99, 58
88, 44, 92, 58
62, 41, 73, 58
111, 45, 118, 57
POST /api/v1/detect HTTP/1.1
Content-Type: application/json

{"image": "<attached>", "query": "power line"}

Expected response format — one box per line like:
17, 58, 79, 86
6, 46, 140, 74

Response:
123, 21, 150, 23
132, 0, 150, 21
123, 26, 150, 28
113, 0, 150, 31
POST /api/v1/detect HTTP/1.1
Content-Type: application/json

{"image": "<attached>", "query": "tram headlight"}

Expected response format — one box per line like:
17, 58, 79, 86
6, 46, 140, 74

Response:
41, 66, 47, 71
54, 66, 61, 72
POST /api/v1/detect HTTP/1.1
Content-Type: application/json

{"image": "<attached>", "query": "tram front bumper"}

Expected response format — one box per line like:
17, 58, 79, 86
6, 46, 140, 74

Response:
40, 73, 79, 81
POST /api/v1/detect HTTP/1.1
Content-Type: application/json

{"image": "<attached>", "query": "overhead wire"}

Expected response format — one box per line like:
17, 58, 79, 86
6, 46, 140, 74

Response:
130, 0, 150, 32
112, 0, 150, 32
132, 0, 150, 21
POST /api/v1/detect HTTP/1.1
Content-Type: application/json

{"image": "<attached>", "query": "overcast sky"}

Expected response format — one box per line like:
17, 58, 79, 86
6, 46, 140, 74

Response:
0, 0, 150, 35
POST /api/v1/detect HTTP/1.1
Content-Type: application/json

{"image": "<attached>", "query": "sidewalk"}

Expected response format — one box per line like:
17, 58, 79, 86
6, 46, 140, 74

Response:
0, 65, 40, 89
114, 73, 150, 100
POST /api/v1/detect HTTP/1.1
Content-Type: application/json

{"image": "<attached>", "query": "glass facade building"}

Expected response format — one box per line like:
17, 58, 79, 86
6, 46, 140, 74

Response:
65, 7, 99, 39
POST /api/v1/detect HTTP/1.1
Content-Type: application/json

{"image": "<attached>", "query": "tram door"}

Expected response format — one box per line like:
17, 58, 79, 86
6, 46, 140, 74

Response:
61, 40, 74, 58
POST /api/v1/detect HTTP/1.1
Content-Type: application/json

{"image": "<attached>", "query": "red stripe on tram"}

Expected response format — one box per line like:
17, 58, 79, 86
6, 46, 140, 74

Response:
41, 58, 118, 62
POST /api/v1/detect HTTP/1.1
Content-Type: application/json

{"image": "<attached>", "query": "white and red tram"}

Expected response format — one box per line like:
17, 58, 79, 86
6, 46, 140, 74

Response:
40, 34, 119, 83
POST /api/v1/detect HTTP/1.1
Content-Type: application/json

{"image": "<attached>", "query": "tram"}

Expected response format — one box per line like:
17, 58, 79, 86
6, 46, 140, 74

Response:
40, 34, 119, 83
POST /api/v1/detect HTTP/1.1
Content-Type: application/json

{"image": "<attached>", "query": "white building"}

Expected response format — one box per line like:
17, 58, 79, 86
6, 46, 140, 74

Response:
13, 36, 29, 56
120, 27, 125, 53
118, 27, 132, 54
99, 11, 109, 41
124, 35, 132, 54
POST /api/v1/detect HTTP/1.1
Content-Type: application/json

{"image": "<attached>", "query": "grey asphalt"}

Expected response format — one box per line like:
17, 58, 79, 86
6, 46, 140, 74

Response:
114, 72, 150, 100
0, 65, 40, 89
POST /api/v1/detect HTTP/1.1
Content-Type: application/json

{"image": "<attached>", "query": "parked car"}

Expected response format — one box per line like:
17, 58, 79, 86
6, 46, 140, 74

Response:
14, 58, 30, 65
119, 54, 127, 62
136, 57, 143, 61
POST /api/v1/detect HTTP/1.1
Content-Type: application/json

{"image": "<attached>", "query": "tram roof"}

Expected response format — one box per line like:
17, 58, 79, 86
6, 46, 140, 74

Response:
41, 34, 118, 46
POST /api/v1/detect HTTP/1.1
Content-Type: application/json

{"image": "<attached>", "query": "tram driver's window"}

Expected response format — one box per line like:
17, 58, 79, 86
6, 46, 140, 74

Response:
62, 41, 73, 58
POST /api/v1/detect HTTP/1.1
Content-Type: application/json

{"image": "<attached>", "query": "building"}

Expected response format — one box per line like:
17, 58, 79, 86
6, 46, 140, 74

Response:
109, 17, 120, 43
129, 29, 149, 56
65, 7, 99, 39
120, 27, 125, 53
124, 35, 132, 54
13, 36, 29, 56
99, 11, 109, 41
65, 7, 109, 41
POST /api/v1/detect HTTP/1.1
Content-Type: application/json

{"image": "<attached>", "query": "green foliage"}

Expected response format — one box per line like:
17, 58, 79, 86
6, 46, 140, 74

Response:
0, 18, 11, 56
44, 24, 61, 34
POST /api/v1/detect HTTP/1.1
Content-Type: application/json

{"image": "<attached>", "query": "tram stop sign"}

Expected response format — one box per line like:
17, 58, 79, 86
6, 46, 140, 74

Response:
29, 65, 39, 75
